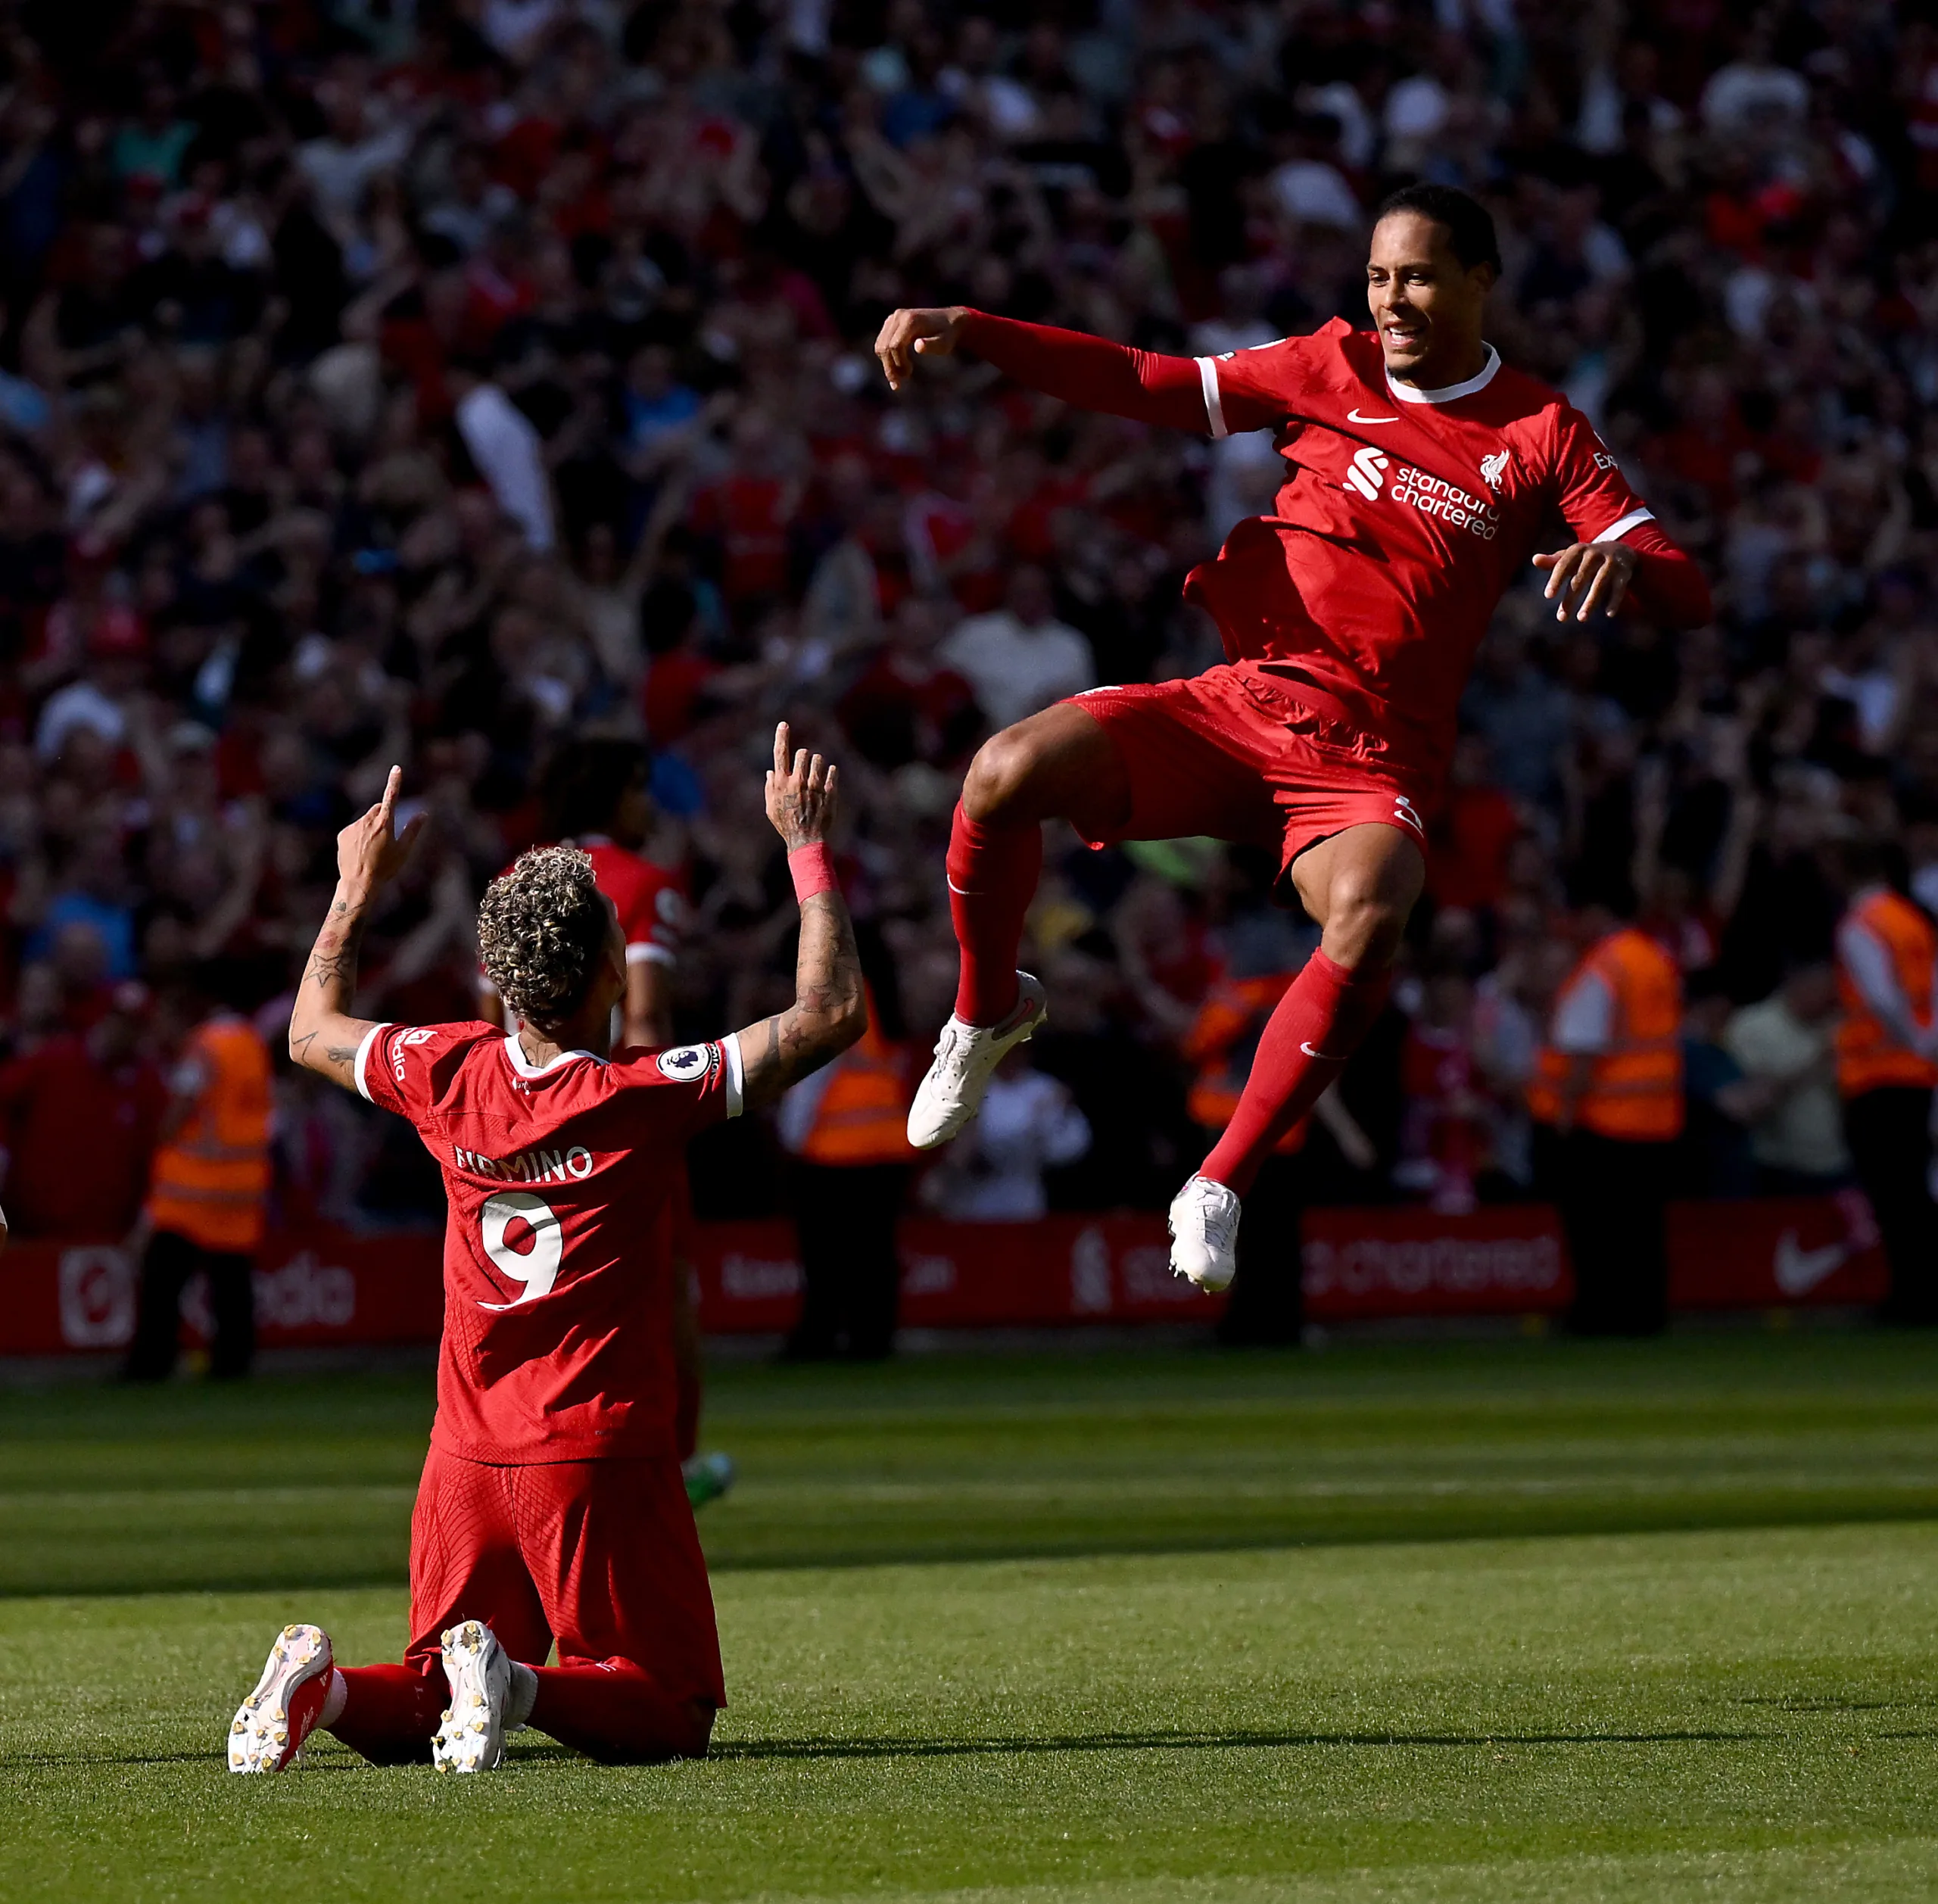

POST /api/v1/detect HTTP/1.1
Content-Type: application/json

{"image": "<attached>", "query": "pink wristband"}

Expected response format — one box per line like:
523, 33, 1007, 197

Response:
789, 841, 838, 902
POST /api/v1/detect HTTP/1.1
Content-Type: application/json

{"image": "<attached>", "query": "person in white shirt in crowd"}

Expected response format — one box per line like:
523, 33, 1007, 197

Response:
1721, 961, 1850, 1195
939, 565, 1095, 734
925, 1046, 1091, 1222
447, 357, 555, 551
1265, 110, 1362, 234
1699, 20, 1809, 136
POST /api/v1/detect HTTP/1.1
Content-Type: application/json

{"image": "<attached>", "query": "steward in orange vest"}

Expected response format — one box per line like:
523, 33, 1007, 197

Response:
1832, 852, 1938, 1324
781, 973, 915, 1360
125, 993, 273, 1382
793, 1002, 918, 1166
1531, 912, 1684, 1337
147, 1013, 274, 1251
1528, 927, 1684, 1142
1835, 885, 1938, 1098
1183, 969, 1310, 1157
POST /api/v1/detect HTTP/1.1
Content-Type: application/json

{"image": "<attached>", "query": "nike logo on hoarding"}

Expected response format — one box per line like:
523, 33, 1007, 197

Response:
1773, 1231, 1847, 1296
1348, 409, 1400, 424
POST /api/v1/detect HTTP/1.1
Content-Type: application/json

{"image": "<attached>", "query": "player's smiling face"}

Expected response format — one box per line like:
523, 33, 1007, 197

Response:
1366, 211, 1494, 391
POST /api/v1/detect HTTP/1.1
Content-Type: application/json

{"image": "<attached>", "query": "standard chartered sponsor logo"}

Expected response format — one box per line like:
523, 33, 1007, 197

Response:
1342, 447, 1501, 539
1390, 463, 1500, 538
1342, 444, 1389, 498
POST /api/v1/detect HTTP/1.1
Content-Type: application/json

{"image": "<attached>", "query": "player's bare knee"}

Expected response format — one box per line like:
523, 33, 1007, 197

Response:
1322, 887, 1409, 969
961, 728, 1042, 824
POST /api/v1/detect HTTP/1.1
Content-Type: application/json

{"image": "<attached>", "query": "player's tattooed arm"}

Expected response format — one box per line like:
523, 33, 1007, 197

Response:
288, 764, 427, 1092
736, 725, 868, 1108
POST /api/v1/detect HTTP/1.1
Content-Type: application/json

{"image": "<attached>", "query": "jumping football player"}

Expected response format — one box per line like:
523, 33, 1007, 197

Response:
874, 182, 1712, 1291
229, 723, 862, 1773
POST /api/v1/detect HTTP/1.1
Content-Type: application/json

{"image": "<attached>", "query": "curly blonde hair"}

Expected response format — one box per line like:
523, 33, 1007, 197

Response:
477, 846, 610, 1033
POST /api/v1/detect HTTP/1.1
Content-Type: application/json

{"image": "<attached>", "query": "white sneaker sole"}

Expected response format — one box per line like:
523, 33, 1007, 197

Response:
907, 976, 1048, 1149
433, 1620, 509, 1774
228, 1623, 332, 1774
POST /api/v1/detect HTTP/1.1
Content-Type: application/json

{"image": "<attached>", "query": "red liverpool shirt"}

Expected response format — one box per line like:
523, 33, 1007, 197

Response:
578, 837, 685, 971
955, 310, 1710, 788
354, 1020, 740, 1463
1188, 319, 1661, 777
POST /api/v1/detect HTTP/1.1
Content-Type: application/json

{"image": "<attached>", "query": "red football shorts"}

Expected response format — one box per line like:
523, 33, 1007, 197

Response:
1069, 662, 1433, 881
403, 1445, 726, 1709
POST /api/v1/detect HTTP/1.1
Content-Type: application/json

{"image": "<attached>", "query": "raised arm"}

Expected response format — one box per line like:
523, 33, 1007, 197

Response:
288, 765, 427, 1091
875, 306, 1212, 433
734, 724, 867, 1111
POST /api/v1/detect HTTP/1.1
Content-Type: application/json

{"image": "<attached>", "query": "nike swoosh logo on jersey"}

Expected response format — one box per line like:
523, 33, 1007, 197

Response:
1348, 408, 1401, 424
1300, 1041, 1348, 1060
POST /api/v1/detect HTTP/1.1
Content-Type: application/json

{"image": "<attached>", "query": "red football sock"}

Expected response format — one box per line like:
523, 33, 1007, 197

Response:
1200, 951, 1392, 1198
947, 802, 1042, 1026
326, 1662, 444, 1765
528, 1660, 714, 1764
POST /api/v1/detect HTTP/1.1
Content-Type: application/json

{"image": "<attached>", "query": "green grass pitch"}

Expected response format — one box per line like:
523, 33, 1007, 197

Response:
3, 1331, 1937, 1901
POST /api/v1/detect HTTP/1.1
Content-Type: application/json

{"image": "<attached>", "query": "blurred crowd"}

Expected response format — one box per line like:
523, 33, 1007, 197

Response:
0, 0, 1930, 1236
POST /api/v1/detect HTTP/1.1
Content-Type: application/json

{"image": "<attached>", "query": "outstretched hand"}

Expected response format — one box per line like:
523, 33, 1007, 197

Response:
765, 722, 838, 849
874, 306, 967, 392
336, 765, 428, 893
1532, 541, 1639, 622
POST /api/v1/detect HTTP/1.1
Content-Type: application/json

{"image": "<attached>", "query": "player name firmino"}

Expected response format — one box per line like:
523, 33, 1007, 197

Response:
451, 1143, 595, 1183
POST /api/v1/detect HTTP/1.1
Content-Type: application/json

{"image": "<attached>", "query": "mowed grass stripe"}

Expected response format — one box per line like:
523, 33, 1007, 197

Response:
4, 1335, 1938, 1594
3, 1524, 1938, 1900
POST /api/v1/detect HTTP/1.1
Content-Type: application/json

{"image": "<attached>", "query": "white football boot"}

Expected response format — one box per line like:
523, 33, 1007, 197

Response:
432, 1619, 513, 1774
1168, 1174, 1242, 1292
907, 973, 1048, 1148
228, 1623, 334, 1773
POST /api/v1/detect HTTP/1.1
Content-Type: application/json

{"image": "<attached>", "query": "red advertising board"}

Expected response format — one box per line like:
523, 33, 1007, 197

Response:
1665, 1190, 1889, 1309
689, 1214, 1222, 1332
0, 1229, 444, 1359
0, 1195, 1890, 1358
1300, 1204, 1572, 1320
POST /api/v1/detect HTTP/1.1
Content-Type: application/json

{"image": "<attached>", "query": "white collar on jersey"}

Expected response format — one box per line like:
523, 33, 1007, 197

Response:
503, 1034, 607, 1077
1385, 343, 1501, 406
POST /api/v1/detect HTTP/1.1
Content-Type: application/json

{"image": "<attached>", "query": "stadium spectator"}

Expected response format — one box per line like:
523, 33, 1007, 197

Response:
777, 953, 918, 1360
1531, 904, 1685, 1336
938, 566, 1096, 734
1722, 961, 1849, 1197
123, 974, 273, 1382
924, 1045, 1090, 1223
0, 980, 163, 1237
1833, 840, 1938, 1324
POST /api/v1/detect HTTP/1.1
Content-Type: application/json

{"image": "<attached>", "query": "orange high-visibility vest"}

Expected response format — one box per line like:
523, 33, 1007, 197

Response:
146, 1014, 273, 1251
1182, 971, 1309, 1154
797, 993, 915, 1166
1530, 929, 1684, 1142
1525, 1043, 1567, 1127
1836, 887, 1938, 1096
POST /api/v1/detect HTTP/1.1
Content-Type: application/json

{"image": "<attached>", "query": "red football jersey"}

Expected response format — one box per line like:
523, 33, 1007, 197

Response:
488, 837, 685, 980
354, 1019, 741, 1463
1189, 318, 1656, 777
577, 837, 685, 969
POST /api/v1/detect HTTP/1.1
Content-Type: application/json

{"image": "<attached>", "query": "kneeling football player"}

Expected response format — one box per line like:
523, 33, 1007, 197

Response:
229, 724, 862, 1772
